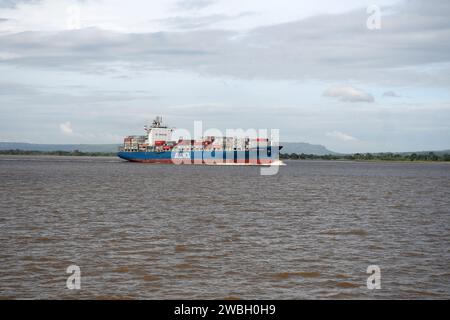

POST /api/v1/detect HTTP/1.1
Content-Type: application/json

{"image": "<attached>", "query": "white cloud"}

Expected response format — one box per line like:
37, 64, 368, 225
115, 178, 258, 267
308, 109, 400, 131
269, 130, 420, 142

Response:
326, 130, 358, 142
383, 91, 400, 98
57, 120, 123, 142
174, 0, 217, 11
1, 1, 450, 86
0, 0, 403, 33
323, 86, 374, 103
59, 121, 73, 135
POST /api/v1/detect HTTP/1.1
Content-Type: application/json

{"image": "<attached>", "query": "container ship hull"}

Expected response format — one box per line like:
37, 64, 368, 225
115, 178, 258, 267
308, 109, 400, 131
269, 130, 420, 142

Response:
117, 149, 280, 165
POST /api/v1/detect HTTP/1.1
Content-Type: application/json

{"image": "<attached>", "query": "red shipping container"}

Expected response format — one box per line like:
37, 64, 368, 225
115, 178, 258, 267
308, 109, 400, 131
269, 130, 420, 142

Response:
155, 141, 165, 146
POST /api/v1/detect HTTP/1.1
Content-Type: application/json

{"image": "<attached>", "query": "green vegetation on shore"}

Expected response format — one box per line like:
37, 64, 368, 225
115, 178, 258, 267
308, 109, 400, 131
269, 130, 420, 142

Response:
1, 149, 450, 162
280, 152, 450, 162
0, 149, 116, 157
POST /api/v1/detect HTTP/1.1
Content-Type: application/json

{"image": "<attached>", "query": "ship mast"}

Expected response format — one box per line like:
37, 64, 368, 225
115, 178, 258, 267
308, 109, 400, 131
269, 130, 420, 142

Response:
145, 116, 165, 133
153, 116, 163, 128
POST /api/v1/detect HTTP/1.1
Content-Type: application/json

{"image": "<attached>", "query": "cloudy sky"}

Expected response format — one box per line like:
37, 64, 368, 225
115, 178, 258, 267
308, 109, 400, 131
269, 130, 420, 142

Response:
0, 0, 449, 152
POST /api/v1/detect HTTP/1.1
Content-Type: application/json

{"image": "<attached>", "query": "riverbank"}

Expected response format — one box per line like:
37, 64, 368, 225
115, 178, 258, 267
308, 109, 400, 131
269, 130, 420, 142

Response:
280, 152, 450, 162
1, 150, 450, 162
0, 150, 116, 157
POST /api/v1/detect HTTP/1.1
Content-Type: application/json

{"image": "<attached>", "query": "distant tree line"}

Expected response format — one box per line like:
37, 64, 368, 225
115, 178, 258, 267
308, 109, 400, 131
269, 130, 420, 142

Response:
280, 152, 450, 162
1, 149, 449, 162
0, 149, 116, 157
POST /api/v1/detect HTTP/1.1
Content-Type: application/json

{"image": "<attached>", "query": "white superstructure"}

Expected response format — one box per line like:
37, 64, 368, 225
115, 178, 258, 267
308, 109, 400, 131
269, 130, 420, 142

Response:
145, 116, 174, 146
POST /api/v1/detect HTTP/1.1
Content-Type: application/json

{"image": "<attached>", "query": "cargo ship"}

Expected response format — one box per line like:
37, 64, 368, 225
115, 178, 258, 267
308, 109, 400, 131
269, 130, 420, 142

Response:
117, 117, 282, 165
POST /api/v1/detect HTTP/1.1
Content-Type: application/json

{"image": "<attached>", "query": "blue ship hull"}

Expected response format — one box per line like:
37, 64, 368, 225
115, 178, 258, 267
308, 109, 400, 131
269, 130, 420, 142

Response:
117, 148, 280, 165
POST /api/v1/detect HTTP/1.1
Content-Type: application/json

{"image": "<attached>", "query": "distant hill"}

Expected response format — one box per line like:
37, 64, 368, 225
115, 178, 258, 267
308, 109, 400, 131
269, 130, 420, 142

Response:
281, 142, 337, 155
0, 141, 336, 155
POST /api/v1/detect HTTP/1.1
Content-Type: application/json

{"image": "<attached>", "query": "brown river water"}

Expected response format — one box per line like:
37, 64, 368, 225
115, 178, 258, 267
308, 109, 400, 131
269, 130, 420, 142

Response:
0, 156, 449, 299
